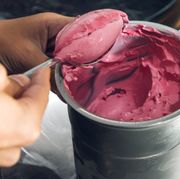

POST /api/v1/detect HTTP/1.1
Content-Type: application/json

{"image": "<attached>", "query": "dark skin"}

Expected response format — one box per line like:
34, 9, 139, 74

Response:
0, 13, 73, 167
0, 12, 73, 73
0, 12, 73, 93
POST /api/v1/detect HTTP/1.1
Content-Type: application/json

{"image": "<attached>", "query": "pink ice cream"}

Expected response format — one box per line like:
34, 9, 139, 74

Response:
54, 9, 180, 122
54, 9, 128, 65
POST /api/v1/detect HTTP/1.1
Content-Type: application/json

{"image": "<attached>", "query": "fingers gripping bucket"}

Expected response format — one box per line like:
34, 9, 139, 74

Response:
55, 21, 180, 179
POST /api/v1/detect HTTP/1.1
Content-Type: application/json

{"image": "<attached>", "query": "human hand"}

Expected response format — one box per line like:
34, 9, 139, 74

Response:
0, 64, 50, 167
0, 13, 73, 73
0, 13, 73, 92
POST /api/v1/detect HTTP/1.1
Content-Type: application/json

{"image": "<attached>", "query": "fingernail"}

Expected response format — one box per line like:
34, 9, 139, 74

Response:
9, 75, 31, 87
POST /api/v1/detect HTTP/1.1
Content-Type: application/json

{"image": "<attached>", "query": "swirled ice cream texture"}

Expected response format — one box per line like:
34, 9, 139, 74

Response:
55, 10, 180, 121
54, 9, 128, 65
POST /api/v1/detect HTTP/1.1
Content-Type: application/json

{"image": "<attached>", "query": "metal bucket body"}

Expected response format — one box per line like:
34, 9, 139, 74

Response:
68, 107, 180, 179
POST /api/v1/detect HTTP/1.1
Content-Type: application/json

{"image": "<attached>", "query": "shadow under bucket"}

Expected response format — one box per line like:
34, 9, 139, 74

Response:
55, 21, 180, 179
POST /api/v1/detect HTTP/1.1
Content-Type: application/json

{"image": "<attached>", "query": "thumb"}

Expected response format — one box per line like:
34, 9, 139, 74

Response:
42, 13, 74, 39
5, 75, 31, 98
18, 67, 51, 122
0, 63, 30, 98
42, 13, 74, 56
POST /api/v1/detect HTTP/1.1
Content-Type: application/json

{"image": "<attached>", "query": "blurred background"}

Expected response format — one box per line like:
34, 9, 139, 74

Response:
0, 0, 179, 29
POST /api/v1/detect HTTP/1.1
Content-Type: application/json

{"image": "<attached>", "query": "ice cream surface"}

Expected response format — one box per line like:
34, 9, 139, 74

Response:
55, 9, 180, 122
54, 9, 128, 65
